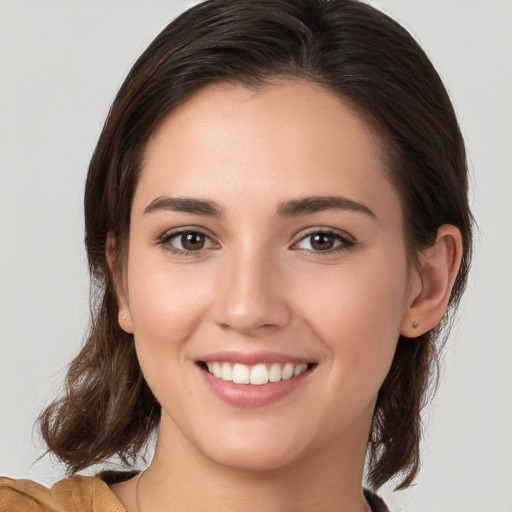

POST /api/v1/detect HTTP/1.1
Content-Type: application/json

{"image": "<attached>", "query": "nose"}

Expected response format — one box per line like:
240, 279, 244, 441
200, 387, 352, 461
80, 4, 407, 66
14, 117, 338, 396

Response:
212, 249, 292, 336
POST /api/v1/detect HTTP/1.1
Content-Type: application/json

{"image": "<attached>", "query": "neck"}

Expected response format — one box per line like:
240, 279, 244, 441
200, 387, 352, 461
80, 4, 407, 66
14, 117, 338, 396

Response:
139, 414, 372, 512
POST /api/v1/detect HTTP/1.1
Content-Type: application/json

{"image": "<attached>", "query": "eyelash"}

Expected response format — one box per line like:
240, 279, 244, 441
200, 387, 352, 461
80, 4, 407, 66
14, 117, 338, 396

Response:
158, 228, 356, 256
291, 229, 356, 255
158, 228, 217, 257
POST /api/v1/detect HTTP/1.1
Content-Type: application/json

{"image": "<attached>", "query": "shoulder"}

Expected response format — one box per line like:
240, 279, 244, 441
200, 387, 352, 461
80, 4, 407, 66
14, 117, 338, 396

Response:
0, 476, 54, 511
0, 474, 126, 512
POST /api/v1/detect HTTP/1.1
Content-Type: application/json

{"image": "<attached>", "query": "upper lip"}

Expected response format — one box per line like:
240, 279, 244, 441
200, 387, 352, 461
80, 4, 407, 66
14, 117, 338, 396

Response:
197, 350, 313, 365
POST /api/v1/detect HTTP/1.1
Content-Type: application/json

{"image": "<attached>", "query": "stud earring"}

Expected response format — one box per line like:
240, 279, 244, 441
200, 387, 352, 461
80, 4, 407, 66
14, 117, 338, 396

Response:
412, 321, 419, 329
121, 314, 129, 321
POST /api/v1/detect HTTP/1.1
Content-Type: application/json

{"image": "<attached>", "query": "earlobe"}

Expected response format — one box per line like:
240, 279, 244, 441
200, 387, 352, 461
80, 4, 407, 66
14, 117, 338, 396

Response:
401, 225, 463, 338
106, 232, 134, 334
119, 311, 134, 334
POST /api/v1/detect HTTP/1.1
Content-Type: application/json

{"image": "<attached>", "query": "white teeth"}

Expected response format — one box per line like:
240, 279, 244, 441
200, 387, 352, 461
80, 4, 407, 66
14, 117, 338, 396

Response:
220, 362, 233, 381
232, 363, 250, 384
293, 363, 307, 376
204, 361, 309, 385
282, 363, 294, 380
250, 364, 269, 385
212, 362, 221, 378
268, 363, 282, 382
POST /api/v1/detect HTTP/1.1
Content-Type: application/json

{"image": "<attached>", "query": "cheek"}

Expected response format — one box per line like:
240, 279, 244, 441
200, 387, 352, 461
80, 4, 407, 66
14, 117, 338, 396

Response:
125, 253, 214, 373
297, 253, 409, 388
125, 264, 217, 425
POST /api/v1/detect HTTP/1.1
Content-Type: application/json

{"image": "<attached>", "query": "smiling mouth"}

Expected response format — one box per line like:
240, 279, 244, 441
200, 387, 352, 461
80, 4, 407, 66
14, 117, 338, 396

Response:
198, 361, 315, 386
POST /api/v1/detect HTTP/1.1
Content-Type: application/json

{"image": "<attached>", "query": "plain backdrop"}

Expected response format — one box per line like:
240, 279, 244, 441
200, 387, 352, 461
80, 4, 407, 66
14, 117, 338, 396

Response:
1, 1, 511, 511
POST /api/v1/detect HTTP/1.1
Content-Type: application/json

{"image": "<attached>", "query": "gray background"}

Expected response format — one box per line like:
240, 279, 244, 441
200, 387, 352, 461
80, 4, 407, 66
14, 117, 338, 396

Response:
1, 1, 511, 511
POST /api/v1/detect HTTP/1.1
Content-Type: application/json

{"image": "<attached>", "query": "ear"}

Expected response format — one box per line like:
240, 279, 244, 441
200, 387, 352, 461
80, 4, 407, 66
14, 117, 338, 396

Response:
401, 225, 463, 338
106, 232, 134, 334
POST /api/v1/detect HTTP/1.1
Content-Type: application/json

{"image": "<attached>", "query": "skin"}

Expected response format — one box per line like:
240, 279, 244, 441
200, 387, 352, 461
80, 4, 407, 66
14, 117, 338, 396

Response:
110, 80, 462, 512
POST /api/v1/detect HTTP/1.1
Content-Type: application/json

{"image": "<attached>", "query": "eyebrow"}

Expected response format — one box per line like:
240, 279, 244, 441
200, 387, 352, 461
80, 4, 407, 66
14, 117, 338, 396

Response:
143, 196, 225, 217
143, 195, 375, 219
276, 196, 376, 218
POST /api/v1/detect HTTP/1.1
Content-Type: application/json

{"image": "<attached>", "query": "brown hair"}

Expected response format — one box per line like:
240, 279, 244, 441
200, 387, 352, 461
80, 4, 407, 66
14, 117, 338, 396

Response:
39, 0, 473, 490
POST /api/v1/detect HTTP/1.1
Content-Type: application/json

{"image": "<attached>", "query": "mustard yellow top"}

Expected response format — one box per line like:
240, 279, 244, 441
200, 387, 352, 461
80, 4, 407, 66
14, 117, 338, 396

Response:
0, 475, 390, 512
0, 474, 126, 512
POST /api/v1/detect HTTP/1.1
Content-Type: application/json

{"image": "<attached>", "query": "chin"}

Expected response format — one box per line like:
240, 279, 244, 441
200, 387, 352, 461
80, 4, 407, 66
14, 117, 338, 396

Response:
189, 420, 329, 474
204, 443, 306, 473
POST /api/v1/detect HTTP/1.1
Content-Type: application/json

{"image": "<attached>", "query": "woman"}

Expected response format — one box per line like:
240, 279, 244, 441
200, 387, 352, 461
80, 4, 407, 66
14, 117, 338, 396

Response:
0, 0, 472, 511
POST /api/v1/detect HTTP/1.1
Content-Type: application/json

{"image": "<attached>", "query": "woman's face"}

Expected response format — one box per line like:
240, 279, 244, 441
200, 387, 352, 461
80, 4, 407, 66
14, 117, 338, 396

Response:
121, 80, 417, 472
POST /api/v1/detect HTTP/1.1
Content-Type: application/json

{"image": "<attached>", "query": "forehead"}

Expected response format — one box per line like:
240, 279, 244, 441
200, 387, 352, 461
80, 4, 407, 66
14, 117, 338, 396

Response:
147, 79, 386, 163
135, 80, 398, 221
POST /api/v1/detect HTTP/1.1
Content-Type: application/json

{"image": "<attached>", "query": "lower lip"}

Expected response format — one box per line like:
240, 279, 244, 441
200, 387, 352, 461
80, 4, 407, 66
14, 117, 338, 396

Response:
198, 365, 313, 407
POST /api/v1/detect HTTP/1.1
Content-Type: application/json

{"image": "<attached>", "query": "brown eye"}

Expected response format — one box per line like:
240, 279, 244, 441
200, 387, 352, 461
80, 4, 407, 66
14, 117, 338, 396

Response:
310, 233, 335, 251
181, 232, 206, 251
162, 230, 215, 254
294, 230, 354, 253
